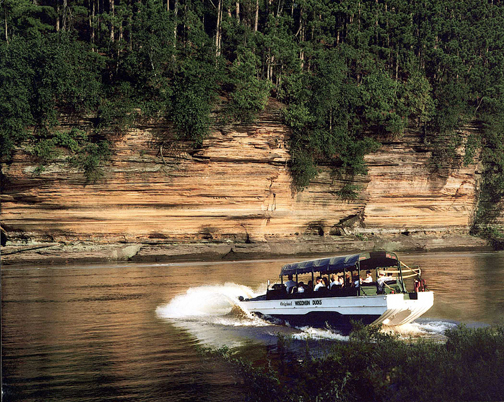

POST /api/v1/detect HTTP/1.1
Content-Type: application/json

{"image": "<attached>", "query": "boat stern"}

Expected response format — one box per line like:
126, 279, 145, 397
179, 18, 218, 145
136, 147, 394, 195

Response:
374, 291, 434, 326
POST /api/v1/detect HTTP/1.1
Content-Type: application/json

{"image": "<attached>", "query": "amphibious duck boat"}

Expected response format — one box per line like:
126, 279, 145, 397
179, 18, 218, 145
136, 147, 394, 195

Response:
237, 251, 433, 329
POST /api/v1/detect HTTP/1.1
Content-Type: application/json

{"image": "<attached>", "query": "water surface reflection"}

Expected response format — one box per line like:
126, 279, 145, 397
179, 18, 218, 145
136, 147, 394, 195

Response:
3, 251, 504, 401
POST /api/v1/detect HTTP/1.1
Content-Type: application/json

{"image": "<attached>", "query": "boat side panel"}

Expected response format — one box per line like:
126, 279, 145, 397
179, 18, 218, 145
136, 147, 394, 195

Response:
242, 295, 389, 320
255, 311, 381, 330
240, 292, 434, 328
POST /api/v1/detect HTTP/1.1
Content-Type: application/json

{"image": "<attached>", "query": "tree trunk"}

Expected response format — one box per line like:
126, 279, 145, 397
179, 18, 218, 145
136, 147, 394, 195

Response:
268, 54, 274, 83
254, 0, 259, 32
90, 0, 95, 51
119, 18, 123, 42
4, 6, 8, 44
109, 0, 115, 43
128, 12, 132, 51
236, 2, 240, 23
62, 0, 68, 31
299, 9, 305, 69
277, 0, 283, 17
56, 0, 60, 32
267, 50, 271, 81
173, 0, 179, 48
395, 53, 399, 81
215, 0, 222, 57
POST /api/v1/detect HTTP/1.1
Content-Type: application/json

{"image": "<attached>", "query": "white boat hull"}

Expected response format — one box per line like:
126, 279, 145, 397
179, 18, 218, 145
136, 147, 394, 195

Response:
238, 291, 434, 328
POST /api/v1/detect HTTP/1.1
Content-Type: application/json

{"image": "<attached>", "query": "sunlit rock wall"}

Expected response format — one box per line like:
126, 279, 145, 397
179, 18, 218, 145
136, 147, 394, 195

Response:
1, 100, 482, 248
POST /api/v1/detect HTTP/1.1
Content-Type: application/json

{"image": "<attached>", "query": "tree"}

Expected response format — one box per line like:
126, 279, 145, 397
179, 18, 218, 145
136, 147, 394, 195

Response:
227, 46, 271, 123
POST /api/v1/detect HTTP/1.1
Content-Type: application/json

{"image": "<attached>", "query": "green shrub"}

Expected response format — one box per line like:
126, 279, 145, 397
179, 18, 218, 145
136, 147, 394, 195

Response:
28, 128, 111, 184
206, 324, 504, 402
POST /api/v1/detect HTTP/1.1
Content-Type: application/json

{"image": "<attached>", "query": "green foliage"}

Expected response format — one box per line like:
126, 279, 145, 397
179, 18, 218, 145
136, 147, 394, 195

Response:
208, 324, 504, 402
1, 0, 504, 223
360, 71, 408, 134
471, 82, 504, 245
463, 133, 481, 167
69, 139, 111, 184
171, 56, 218, 146
227, 47, 272, 123
1, 0, 55, 38
0, 36, 34, 158
403, 71, 436, 127
0, 31, 102, 160
335, 183, 362, 200
289, 148, 319, 191
115, 0, 176, 118
28, 128, 111, 184
282, 49, 382, 189
97, 82, 137, 133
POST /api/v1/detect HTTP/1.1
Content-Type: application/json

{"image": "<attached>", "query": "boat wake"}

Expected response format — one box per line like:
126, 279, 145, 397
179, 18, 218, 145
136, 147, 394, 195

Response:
156, 283, 291, 349
156, 283, 267, 326
383, 319, 458, 340
290, 326, 349, 341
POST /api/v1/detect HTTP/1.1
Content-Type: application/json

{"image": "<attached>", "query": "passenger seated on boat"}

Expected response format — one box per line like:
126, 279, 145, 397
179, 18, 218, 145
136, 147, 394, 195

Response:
377, 272, 386, 293
363, 270, 373, 283
285, 274, 297, 293
267, 283, 286, 300
353, 274, 361, 288
297, 282, 305, 293
377, 272, 394, 293
329, 274, 343, 289
314, 277, 326, 291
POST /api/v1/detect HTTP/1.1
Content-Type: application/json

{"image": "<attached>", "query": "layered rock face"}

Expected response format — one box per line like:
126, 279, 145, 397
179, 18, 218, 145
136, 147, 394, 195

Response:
0, 100, 488, 263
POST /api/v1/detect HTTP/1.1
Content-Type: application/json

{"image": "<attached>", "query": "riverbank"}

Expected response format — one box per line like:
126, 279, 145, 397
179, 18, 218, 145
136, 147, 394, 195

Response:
212, 324, 504, 402
1, 231, 491, 266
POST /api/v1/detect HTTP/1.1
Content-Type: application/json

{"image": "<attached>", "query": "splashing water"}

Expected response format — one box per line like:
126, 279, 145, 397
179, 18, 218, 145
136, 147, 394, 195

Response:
382, 320, 458, 340
291, 327, 349, 341
156, 283, 262, 324
156, 283, 276, 349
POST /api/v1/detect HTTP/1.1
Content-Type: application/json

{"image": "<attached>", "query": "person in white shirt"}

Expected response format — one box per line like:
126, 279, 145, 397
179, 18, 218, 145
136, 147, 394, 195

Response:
284, 274, 297, 293
314, 277, 326, 291
377, 271, 393, 293
329, 274, 343, 289
362, 270, 373, 283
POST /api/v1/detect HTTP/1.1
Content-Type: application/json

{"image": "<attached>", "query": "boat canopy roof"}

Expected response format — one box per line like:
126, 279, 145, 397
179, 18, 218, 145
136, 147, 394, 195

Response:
280, 251, 399, 277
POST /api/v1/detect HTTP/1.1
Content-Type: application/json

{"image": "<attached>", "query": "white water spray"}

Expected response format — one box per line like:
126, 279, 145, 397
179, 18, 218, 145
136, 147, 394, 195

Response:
291, 327, 349, 341
382, 320, 458, 340
156, 283, 263, 324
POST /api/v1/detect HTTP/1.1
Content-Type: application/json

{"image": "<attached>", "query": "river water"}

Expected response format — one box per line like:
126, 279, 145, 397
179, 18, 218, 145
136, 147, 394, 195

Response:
2, 251, 504, 401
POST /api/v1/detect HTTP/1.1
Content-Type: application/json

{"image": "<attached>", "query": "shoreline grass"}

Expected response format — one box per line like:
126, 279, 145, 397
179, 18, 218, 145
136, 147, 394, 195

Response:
204, 324, 504, 402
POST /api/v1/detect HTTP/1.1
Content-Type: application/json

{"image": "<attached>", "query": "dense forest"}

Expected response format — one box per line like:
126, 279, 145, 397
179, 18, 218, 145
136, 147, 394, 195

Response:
1, 0, 504, 237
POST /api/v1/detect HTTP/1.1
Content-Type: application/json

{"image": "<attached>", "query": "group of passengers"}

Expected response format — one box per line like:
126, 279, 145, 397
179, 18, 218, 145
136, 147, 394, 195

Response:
285, 269, 389, 294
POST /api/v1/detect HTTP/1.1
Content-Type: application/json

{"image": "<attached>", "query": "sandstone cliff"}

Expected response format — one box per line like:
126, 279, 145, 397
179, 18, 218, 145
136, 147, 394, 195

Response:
0, 100, 489, 264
